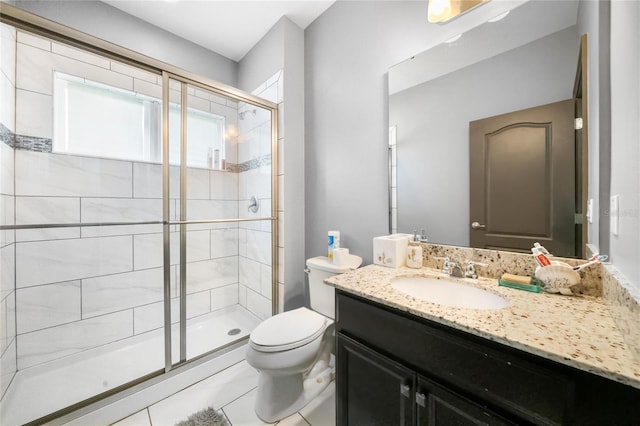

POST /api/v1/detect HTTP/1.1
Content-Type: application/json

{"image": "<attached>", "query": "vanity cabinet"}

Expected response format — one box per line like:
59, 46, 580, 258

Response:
335, 290, 640, 426
337, 333, 514, 425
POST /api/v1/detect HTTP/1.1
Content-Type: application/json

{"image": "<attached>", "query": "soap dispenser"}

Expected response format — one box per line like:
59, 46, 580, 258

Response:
406, 240, 423, 269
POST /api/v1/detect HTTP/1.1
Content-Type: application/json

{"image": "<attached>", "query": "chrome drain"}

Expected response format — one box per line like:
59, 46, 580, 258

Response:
227, 328, 241, 336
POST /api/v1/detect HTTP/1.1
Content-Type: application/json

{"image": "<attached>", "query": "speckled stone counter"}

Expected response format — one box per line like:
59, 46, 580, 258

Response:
325, 264, 640, 390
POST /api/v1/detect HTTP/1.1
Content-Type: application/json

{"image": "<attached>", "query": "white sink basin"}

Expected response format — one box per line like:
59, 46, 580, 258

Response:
391, 276, 510, 310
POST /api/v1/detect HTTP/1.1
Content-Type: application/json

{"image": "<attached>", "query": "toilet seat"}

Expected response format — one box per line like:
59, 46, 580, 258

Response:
249, 307, 327, 353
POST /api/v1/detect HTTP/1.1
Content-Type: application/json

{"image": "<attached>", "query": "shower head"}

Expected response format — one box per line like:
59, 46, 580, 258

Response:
239, 109, 257, 120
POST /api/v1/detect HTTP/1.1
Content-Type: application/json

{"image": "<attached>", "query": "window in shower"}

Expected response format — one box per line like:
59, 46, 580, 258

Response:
168, 104, 226, 169
53, 72, 225, 169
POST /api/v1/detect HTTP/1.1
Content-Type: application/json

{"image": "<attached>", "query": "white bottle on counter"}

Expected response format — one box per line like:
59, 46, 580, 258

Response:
406, 242, 423, 269
328, 230, 340, 261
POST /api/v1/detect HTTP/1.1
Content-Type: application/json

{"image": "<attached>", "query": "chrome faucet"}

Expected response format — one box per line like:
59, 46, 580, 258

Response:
448, 261, 465, 278
412, 229, 428, 243
436, 257, 487, 279
436, 257, 463, 277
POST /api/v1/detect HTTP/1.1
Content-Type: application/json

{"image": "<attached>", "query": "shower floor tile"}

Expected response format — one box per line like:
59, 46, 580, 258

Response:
2, 305, 259, 426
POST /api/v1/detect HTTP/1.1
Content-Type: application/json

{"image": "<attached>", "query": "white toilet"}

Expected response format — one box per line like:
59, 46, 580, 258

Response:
245, 254, 362, 422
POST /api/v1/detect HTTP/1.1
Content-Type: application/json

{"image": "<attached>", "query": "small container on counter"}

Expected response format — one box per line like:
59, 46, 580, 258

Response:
406, 242, 423, 269
373, 234, 411, 268
328, 230, 340, 261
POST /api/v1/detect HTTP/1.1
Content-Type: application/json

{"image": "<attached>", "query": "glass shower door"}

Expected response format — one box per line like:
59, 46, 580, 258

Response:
4, 27, 167, 424
1, 8, 279, 422
166, 76, 275, 365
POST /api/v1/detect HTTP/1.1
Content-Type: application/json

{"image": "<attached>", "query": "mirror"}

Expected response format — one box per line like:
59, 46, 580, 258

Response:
388, 0, 588, 257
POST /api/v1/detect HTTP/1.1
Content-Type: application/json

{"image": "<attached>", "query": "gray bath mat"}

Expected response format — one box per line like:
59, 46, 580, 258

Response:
174, 407, 230, 426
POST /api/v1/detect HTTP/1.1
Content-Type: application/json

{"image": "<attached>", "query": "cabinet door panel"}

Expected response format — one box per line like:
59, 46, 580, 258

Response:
417, 377, 516, 426
337, 333, 415, 426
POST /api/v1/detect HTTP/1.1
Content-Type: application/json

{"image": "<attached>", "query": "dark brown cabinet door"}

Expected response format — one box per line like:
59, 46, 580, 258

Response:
337, 333, 415, 426
416, 377, 516, 426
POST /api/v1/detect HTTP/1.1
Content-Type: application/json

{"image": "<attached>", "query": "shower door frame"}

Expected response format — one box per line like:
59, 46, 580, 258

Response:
161, 71, 280, 369
1, 3, 279, 422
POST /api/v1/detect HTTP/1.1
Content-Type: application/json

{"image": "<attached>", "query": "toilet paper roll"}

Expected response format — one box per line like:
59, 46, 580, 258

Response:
332, 248, 350, 266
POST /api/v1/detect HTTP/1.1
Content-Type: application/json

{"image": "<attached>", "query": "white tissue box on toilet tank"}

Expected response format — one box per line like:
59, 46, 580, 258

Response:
373, 234, 411, 268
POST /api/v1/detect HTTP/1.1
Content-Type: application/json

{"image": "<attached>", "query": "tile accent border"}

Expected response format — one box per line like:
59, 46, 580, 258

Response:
603, 265, 640, 363
14, 134, 52, 153
226, 154, 271, 174
1, 122, 53, 152
0, 123, 14, 148
0, 123, 271, 173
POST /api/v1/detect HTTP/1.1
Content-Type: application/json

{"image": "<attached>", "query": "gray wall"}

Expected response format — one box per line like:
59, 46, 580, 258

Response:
14, 0, 237, 86
238, 17, 285, 93
304, 0, 528, 264
390, 26, 578, 247
610, 0, 640, 289
239, 17, 306, 310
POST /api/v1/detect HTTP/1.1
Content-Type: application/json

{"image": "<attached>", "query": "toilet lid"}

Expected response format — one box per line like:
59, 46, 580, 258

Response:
250, 307, 327, 352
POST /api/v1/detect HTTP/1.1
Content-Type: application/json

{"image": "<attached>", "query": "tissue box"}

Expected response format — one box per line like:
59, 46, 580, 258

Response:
373, 234, 411, 268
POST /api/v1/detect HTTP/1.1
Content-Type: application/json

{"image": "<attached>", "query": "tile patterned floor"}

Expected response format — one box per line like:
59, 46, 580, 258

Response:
110, 360, 336, 426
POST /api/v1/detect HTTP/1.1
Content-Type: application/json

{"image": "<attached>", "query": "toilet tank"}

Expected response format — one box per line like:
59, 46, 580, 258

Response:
306, 255, 362, 319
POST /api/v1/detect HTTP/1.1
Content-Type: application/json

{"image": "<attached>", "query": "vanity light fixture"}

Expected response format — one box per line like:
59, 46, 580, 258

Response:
428, 0, 490, 24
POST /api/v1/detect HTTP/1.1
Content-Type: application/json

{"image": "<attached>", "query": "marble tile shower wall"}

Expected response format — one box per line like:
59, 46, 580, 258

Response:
13, 152, 243, 370
0, 23, 17, 401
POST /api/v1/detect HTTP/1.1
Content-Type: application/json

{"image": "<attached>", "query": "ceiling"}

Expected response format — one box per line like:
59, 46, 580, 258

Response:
103, 0, 336, 62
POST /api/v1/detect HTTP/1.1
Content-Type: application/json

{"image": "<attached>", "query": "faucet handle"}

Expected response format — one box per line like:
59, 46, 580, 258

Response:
464, 260, 488, 279
412, 228, 428, 242
434, 256, 452, 274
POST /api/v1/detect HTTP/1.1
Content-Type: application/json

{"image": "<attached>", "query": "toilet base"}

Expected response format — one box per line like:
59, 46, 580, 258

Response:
249, 315, 336, 423
254, 364, 334, 423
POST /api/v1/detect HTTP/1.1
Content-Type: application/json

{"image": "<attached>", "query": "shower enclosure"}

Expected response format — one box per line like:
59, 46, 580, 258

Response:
0, 6, 278, 425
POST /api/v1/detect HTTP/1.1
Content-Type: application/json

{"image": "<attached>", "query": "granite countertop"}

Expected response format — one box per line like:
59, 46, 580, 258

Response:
325, 264, 640, 390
